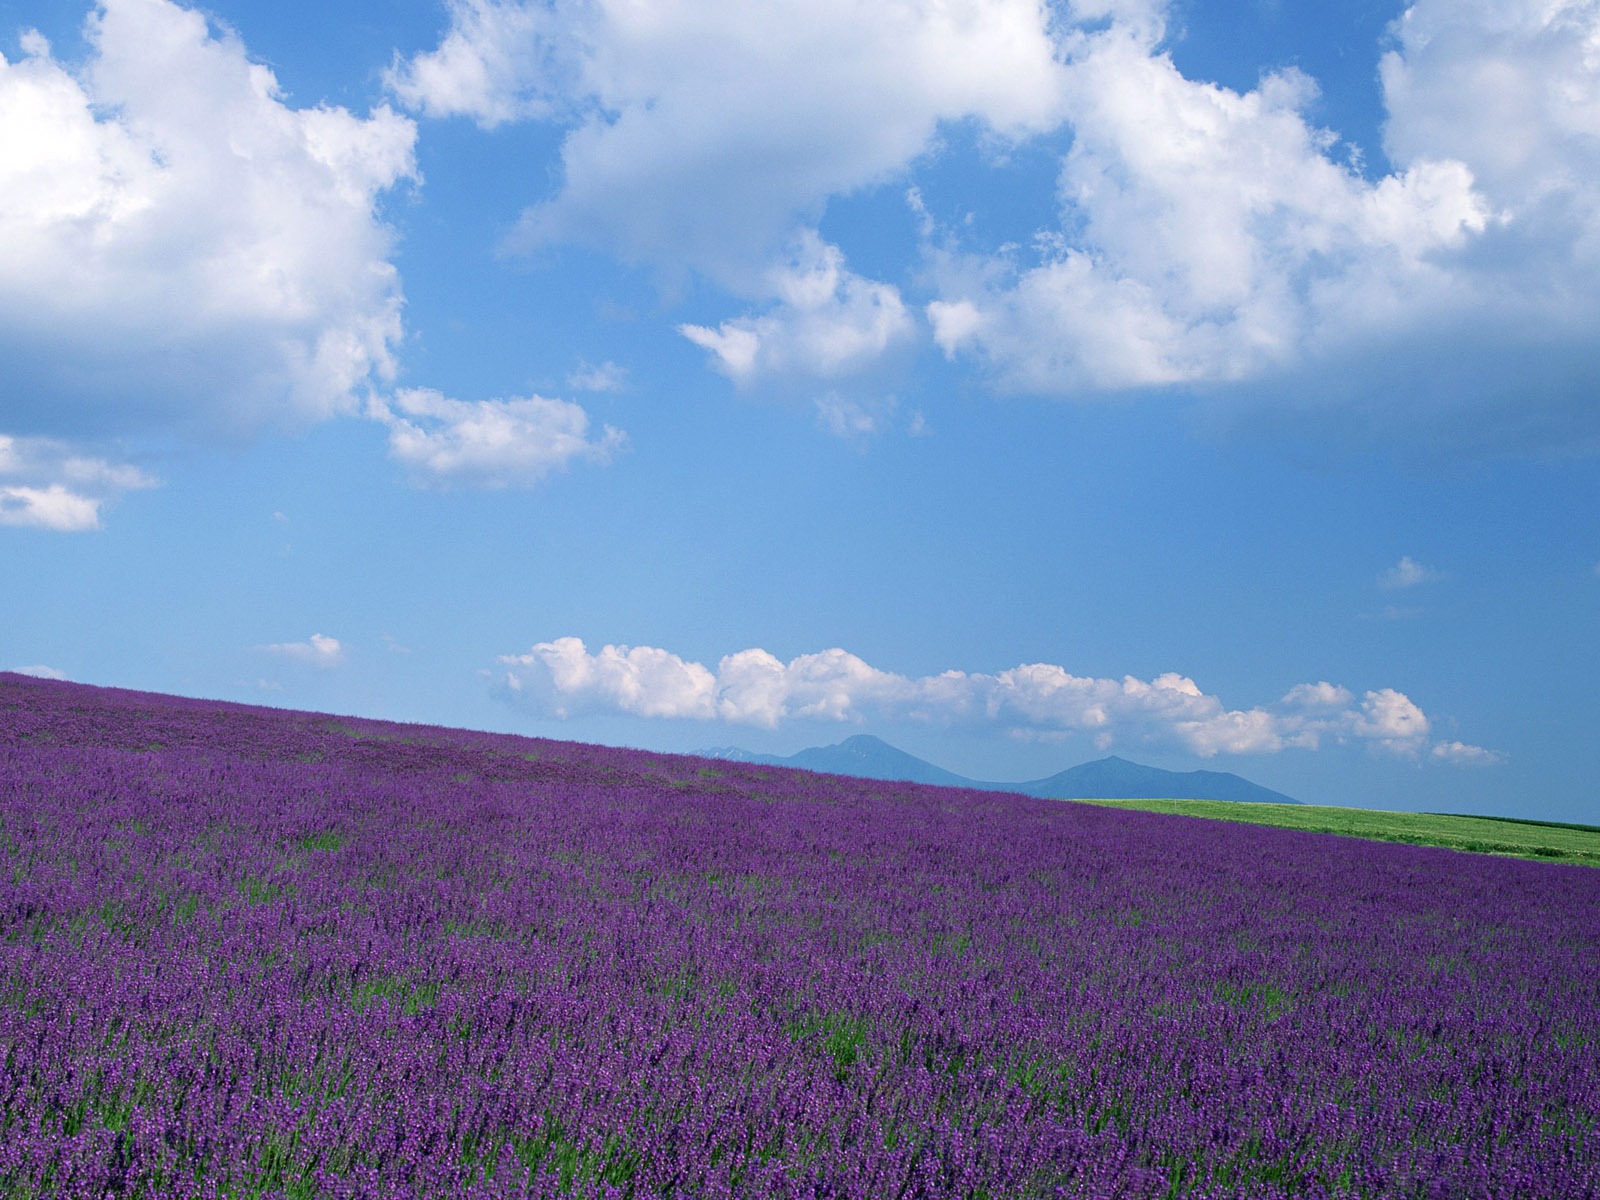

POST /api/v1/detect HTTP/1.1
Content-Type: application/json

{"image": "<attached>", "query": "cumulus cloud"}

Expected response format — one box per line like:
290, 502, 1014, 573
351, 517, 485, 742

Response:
258, 633, 345, 668
921, 0, 1600, 447
384, 0, 578, 128
0, 434, 157, 531
1381, 0, 1600, 227
501, 637, 718, 720
497, 637, 1496, 762
1379, 555, 1442, 589
0, 0, 417, 442
680, 233, 915, 384
388, 0, 1600, 448
370, 388, 624, 489
392, 0, 1069, 281
927, 10, 1495, 393
0, 1, 628, 524
1349, 687, 1431, 746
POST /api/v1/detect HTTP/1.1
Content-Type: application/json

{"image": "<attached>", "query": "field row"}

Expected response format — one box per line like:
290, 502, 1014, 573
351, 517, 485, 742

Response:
1, 675, 1596, 1198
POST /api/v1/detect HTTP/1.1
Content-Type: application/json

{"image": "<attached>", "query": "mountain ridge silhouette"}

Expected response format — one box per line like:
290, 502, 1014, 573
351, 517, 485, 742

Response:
701, 734, 1300, 804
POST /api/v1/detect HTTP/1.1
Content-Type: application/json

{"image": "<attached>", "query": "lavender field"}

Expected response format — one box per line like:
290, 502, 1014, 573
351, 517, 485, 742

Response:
1, 675, 1596, 1199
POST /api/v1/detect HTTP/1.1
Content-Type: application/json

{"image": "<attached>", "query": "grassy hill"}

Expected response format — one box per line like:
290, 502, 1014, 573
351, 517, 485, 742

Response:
1077, 798, 1600, 867
3, 673, 1597, 1197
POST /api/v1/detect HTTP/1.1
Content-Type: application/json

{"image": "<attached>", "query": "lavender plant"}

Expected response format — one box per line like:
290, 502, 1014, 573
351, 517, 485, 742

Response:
1, 673, 1596, 1198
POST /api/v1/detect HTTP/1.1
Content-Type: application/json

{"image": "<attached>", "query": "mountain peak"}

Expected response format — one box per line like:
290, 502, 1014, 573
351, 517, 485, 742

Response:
699, 738, 1298, 804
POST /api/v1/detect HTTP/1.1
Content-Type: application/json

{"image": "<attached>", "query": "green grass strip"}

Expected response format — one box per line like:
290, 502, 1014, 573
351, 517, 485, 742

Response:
1075, 799, 1600, 867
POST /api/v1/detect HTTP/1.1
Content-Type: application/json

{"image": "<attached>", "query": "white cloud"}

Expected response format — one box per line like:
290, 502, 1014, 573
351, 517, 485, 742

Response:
1, 2, 629, 523
0, 0, 418, 442
679, 232, 915, 383
1379, 555, 1442, 589
929, 10, 1496, 395
1431, 739, 1507, 766
370, 388, 625, 489
258, 633, 344, 668
384, 0, 576, 128
1381, 0, 1600, 226
11, 664, 68, 680
393, 0, 1069, 281
390, 0, 1600, 445
814, 394, 894, 439
1066, 0, 1169, 46
501, 637, 718, 719
0, 484, 101, 532
1280, 681, 1355, 710
914, 1, 1600, 450
0, 434, 157, 531
497, 637, 1495, 762
1351, 687, 1431, 747
927, 300, 988, 356
567, 361, 628, 392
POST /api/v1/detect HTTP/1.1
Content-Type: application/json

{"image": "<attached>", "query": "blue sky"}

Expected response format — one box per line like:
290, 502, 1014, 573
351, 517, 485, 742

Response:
2, 0, 1597, 821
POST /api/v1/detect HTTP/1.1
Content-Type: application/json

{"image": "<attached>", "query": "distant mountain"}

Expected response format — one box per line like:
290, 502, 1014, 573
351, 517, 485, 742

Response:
700, 736, 1299, 805
1011, 755, 1299, 805
705, 734, 975, 788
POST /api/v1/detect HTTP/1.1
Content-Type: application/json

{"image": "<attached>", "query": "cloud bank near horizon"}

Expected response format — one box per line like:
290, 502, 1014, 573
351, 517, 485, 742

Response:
496, 636, 1502, 764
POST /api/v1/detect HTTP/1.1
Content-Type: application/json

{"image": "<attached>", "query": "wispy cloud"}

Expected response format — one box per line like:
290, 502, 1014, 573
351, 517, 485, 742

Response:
567, 361, 629, 393
1379, 556, 1442, 590
1431, 740, 1507, 767
813, 394, 905, 441
496, 636, 1500, 764
0, 435, 157, 532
